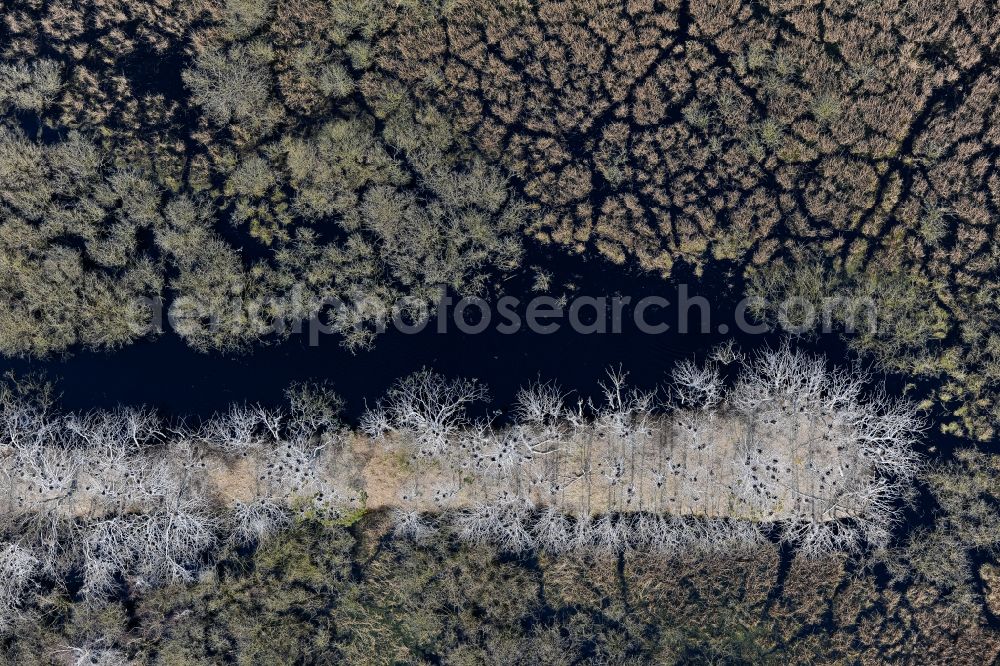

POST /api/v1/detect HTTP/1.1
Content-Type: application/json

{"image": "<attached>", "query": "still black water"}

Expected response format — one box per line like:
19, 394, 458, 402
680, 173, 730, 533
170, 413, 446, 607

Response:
0, 250, 886, 424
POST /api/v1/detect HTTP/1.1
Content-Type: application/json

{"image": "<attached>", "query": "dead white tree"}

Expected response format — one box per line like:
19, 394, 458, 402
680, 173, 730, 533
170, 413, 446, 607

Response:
591, 369, 657, 513
670, 359, 723, 410
646, 515, 685, 555
363, 370, 487, 457
391, 509, 438, 543
359, 402, 392, 441
0, 542, 38, 630
229, 498, 290, 546
470, 424, 531, 486
79, 517, 138, 600
54, 644, 128, 666
513, 381, 566, 427
254, 437, 321, 499
569, 513, 596, 552
594, 369, 656, 442
782, 520, 861, 557
452, 497, 535, 553
16, 443, 80, 511
532, 506, 573, 554
130, 501, 218, 588
708, 339, 745, 366
199, 404, 283, 455
0, 384, 59, 455
590, 513, 632, 553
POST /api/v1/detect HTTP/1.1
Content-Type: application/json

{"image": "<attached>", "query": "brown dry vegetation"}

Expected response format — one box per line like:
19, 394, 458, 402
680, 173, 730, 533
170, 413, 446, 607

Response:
1, 0, 999, 436
377, 0, 996, 274
373, 0, 1000, 439
3, 513, 1000, 664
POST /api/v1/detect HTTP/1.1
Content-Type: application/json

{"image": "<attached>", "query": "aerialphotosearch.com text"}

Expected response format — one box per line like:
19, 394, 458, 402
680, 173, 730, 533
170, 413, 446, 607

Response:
138, 284, 881, 345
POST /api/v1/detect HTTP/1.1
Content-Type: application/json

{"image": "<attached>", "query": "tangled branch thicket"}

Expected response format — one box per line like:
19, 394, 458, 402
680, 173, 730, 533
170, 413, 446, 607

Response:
0, 347, 922, 628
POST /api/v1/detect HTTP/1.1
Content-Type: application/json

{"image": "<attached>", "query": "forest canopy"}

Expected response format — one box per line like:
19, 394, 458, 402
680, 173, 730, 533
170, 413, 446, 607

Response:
0, 0, 996, 438
2, 0, 1000, 662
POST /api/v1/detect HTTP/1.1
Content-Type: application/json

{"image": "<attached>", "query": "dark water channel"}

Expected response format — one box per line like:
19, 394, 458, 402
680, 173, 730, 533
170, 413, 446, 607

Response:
0, 248, 933, 430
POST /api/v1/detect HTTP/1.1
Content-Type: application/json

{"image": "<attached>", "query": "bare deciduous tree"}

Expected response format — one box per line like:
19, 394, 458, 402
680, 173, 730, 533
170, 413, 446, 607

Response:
390, 509, 437, 543
0, 542, 37, 630
229, 498, 290, 546
363, 369, 487, 456
670, 359, 723, 409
